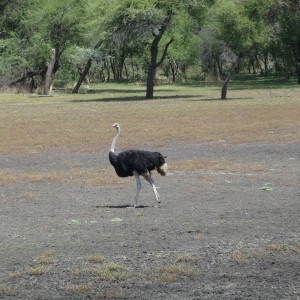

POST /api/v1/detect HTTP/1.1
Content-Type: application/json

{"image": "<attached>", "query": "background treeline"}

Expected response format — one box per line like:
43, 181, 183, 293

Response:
0, 0, 299, 97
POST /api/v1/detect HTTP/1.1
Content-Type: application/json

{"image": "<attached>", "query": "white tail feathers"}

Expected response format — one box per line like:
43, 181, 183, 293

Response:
157, 163, 168, 176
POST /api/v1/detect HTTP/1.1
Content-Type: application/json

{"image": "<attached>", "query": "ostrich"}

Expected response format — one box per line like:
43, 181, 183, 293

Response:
109, 123, 167, 207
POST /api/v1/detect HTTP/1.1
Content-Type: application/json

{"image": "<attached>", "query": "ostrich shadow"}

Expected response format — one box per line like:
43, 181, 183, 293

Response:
95, 204, 153, 209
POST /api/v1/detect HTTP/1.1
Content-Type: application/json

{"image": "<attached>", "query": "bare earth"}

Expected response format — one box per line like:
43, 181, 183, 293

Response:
0, 141, 299, 299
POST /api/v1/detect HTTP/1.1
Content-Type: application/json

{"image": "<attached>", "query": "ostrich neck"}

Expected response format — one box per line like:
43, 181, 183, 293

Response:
110, 127, 120, 153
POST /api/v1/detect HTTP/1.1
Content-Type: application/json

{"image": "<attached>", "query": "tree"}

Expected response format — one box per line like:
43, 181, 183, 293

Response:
0, 0, 44, 89
161, 1, 209, 83
202, 0, 276, 99
3, 0, 298, 94
2, 0, 88, 93
146, 12, 174, 99
72, 0, 157, 92
71, 42, 103, 93
43, 49, 56, 95
144, 0, 211, 98
278, 0, 300, 83
85, 0, 176, 98
31, 0, 88, 93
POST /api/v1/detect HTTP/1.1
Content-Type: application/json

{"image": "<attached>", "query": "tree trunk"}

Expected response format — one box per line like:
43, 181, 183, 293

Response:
146, 37, 174, 99
110, 57, 117, 80
44, 49, 56, 95
118, 52, 126, 80
221, 53, 243, 100
145, 13, 174, 99
104, 59, 110, 82
72, 58, 92, 93
146, 37, 159, 99
170, 60, 178, 83
296, 42, 300, 84
130, 58, 135, 81
72, 41, 102, 93
250, 56, 256, 74
124, 60, 129, 80
146, 67, 156, 99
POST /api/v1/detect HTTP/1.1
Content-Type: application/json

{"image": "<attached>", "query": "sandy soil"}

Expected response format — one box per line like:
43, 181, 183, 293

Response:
0, 141, 299, 299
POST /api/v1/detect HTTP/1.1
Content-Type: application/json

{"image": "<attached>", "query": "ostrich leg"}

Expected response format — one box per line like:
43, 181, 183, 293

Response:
133, 171, 142, 207
143, 175, 160, 207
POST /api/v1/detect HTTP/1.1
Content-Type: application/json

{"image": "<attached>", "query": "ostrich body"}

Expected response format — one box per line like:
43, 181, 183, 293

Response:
109, 123, 167, 207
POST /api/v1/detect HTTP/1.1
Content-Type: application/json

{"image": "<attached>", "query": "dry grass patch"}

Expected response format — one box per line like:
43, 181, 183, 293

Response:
87, 255, 105, 264
8, 271, 22, 280
264, 242, 300, 254
0, 84, 299, 156
43, 249, 57, 257
266, 243, 290, 252
169, 160, 225, 172
0, 168, 127, 187
0, 284, 17, 296
35, 249, 57, 265
292, 244, 300, 254
150, 264, 196, 282
175, 253, 203, 264
36, 256, 54, 265
169, 159, 267, 174
233, 242, 300, 264
27, 266, 49, 276
26, 250, 57, 275
16, 192, 40, 201
66, 283, 92, 294
80, 263, 131, 282
232, 249, 252, 264
135, 211, 145, 217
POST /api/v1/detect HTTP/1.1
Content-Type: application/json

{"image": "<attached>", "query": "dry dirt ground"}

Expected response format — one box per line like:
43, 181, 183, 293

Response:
0, 141, 299, 299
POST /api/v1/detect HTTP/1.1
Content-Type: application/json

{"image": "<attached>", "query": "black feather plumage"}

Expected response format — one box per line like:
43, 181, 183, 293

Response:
109, 150, 166, 177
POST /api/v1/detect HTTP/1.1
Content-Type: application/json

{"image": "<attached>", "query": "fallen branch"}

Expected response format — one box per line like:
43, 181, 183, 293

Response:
8, 70, 44, 86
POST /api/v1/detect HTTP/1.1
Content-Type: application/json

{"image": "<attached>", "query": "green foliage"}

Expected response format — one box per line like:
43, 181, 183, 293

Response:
278, 1, 300, 45
0, 33, 50, 76
1, 0, 89, 77
168, 9, 200, 62
199, 0, 283, 79
207, 0, 261, 52
0, 0, 299, 89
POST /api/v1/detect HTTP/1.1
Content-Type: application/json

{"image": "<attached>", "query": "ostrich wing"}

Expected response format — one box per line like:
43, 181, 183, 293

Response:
118, 150, 164, 175
118, 150, 148, 175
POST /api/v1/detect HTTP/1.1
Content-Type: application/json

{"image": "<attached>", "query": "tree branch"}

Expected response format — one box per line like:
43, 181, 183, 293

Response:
8, 68, 46, 86
156, 37, 174, 68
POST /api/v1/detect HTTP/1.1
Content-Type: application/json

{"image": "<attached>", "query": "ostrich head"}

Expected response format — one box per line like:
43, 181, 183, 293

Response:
112, 123, 120, 129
